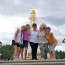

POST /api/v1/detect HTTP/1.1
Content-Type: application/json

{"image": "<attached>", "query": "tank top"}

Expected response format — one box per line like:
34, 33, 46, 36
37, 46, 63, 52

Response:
39, 31, 48, 44
16, 32, 21, 43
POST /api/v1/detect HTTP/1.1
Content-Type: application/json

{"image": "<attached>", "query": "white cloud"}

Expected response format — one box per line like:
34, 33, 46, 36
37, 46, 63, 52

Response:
0, 0, 65, 17
0, 0, 65, 51
0, 15, 29, 45
55, 45, 65, 51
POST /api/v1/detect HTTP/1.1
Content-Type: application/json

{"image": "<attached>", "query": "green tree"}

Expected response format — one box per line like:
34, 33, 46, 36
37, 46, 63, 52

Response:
56, 50, 65, 59
0, 45, 14, 60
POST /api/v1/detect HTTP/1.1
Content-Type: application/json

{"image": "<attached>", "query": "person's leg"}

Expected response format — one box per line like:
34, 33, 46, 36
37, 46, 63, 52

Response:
44, 43, 48, 59
44, 51, 47, 59
20, 48, 24, 60
52, 51, 56, 59
50, 51, 55, 59
20, 44, 24, 60
39, 43, 44, 58
49, 44, 56, 59
34, 43, 38, 60
12, 40, 18, 60
17, 44, 21, 59
30, 42, 35, 60
51, 44, 56, 59
49, 45, 53, 59
17, 47, 20, 58
49, 52, 53, 59
42, 44, 46, 59
13, 45, 18, 59
23, 40, 28, 60
24, 48, 28, 60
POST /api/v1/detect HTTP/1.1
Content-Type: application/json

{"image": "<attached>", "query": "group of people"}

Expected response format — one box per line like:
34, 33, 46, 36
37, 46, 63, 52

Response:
12, 23, 58, 60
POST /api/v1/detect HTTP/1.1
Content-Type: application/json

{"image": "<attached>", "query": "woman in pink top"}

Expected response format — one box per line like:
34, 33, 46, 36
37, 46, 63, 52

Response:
20, 24, 30, 60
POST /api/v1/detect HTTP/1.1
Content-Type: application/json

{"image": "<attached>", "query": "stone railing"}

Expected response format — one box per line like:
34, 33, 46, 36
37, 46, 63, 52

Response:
0, 59, 65, 65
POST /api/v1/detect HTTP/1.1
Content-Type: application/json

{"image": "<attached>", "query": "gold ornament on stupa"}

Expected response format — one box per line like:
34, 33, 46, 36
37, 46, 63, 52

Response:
29, 8, 37, 27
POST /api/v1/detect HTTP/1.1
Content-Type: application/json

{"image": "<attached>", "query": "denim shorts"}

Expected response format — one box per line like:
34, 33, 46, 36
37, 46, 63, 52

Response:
20, 40, 28, 48
49, 44, 57, 52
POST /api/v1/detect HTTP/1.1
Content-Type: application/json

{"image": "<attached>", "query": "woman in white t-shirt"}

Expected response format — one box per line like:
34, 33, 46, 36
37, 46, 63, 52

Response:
39, 23, 48, 59
30, 23, 39, 60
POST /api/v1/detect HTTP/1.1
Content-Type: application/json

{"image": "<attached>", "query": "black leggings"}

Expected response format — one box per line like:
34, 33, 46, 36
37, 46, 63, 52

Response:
30, 42, 38, 60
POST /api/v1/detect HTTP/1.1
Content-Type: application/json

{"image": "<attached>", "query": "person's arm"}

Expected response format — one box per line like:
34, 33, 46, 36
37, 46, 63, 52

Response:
50, 32, 53, 39
29, 30, 31, 40
13, 30, 18, 43
45, 34, 48, 40
49, 32, 53, 46
45, 32, 50, 40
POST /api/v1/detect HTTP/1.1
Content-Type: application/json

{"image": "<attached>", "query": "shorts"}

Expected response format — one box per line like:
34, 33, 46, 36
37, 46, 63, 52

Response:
20, 40, 28, 48
12, 40, 20, 47
49, 44, 57, 52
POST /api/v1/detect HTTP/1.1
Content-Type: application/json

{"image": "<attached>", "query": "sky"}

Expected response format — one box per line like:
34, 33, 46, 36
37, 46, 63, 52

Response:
0, 0, 65, 51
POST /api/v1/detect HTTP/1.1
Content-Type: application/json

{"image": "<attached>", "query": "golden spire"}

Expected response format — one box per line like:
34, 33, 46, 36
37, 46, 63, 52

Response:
30, 8, 36, 14
29, 8, 37, 27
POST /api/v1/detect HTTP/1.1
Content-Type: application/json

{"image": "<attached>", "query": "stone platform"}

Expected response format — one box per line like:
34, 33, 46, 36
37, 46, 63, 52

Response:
0, 59, 65, 65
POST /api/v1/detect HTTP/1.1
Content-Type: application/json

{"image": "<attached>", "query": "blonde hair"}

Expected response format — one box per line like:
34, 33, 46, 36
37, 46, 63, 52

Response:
40, 23, 47, 29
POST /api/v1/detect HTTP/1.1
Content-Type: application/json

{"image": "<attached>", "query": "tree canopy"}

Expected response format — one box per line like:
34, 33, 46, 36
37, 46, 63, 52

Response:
0, 45, 14, 60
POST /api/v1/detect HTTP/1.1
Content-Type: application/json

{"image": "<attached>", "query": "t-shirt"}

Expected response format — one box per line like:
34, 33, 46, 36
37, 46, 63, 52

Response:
39, 31, 48, 43
29, 29, 39, 43
23, 30, 30, 41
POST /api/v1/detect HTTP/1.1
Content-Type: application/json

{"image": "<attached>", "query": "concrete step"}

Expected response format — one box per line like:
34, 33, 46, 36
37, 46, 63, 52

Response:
1, 62, 65, 65
0, 59, 65, 65
1, 59, 65, 63
26, 56, 41, 60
